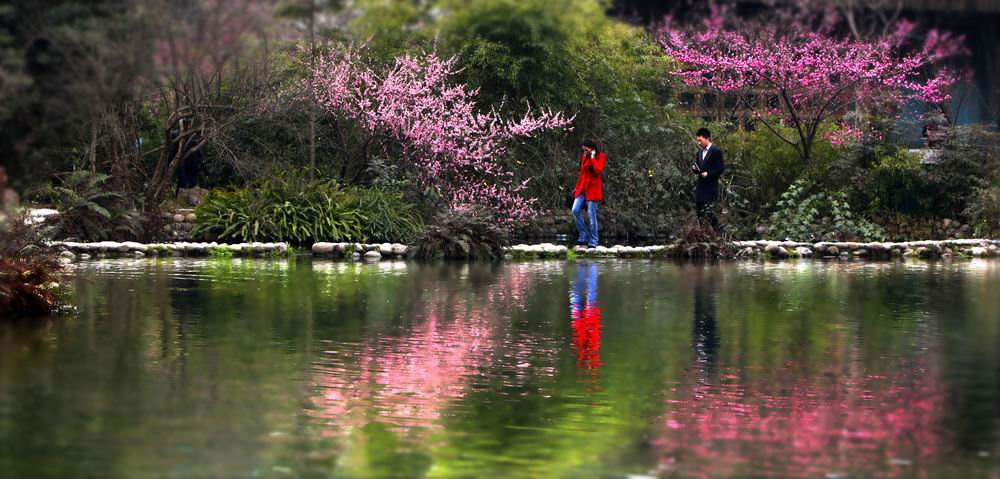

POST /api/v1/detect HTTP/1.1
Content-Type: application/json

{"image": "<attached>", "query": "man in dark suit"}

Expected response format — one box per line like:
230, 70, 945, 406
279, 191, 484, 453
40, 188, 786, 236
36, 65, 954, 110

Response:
692, 127, 725, 233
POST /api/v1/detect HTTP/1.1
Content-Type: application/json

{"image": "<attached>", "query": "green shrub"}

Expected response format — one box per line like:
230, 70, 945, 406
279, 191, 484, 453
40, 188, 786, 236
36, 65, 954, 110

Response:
964, 186, 1000, 238
766, 180, 885, 242
194, 168, 366, 243
727, 123, 838, 213
865, 148, 929, 214
30, 170, 143, 241
356, 187, 423, 243
411, 208, 510, 261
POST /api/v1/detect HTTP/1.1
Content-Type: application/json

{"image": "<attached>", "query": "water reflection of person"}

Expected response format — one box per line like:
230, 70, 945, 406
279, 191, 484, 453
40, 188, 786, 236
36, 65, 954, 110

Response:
570, 262, 602, 373
692, 268, 719, 376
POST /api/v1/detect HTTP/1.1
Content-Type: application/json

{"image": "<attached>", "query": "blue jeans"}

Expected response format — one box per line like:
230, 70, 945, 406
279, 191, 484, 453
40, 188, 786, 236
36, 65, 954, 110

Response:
572, 195, 599, 247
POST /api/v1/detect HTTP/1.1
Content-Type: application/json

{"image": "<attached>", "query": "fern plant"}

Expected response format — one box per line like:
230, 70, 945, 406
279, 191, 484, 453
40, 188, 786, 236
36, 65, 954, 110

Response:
31, 170, 143, 241
411, 208, 510, 260
1, 215, 66, 317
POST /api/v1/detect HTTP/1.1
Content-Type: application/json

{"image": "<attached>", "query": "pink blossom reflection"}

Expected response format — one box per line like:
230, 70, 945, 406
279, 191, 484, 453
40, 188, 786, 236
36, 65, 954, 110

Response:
306, 263, 555, 434
654, 353, 947, 478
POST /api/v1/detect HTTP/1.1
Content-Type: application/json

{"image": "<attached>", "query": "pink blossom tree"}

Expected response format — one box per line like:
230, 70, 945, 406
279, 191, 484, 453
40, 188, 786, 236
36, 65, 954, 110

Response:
659, 9, 958, 165
308, 48, 572, 223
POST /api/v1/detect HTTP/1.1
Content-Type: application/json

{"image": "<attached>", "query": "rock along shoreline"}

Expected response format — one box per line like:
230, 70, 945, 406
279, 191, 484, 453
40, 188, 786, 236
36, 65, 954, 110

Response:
48, 239, 1000, 262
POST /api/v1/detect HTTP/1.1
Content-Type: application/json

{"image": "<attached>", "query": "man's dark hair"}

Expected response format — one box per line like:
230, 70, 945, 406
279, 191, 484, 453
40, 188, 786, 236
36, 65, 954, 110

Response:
696, 128, 711, 139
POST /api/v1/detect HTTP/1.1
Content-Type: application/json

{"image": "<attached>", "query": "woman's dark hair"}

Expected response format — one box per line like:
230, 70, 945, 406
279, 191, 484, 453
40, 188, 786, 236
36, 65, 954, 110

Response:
696, 128, 712, 139
581, 139, 602, 152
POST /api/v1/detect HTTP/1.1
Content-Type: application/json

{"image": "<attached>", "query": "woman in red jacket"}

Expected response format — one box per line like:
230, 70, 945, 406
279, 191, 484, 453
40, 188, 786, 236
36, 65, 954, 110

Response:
571, 139, 605, 248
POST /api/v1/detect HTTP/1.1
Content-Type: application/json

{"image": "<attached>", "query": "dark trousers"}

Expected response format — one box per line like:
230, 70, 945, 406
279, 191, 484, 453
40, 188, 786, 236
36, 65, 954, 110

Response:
696, 201, 722, 233
175, 160, 199, 197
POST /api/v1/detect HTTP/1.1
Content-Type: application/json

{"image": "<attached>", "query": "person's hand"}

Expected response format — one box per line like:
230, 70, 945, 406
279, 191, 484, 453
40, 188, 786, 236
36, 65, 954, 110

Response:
692, 164, 698, 172
590, 151, 596, 159
701, 172, 708, 177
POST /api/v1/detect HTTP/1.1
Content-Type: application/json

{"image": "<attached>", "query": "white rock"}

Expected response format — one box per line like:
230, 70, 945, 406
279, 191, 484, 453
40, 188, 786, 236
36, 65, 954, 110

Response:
25, 209, 59, 225
122, 242, 147, 252
312, 242, 335, 255
970, 247, 987, 257
364, 250, 381, 261
391, 244, 408, 256
542, 244, 562, 255
379, 243, 394, 256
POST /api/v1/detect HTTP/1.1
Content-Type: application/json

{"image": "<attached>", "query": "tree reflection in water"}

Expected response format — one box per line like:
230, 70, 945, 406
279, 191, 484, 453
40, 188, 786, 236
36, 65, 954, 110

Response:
306, 263, 556, 434
654, 265, 947, 478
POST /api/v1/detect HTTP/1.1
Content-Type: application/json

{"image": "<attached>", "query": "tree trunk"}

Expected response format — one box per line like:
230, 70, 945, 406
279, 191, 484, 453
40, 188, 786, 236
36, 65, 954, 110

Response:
307, 0, 317, 178
89, 122, 98, 174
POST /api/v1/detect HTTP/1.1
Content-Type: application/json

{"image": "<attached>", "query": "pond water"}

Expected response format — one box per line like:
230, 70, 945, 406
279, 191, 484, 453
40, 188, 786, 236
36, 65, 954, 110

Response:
1, 259, 999, 478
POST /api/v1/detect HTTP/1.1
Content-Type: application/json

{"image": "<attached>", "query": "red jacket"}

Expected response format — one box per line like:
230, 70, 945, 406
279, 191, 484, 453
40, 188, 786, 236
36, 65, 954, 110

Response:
573, 151, 606, 202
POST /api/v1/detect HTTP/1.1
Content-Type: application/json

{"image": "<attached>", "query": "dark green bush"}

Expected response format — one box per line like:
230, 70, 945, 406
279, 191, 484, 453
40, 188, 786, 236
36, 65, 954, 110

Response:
964, 186, 1000, 238
766, 180, 885, 242
356, 187, 423, 243
194, 168, 366, 243
30, 170, 143, 241
411, 208, 510, 261
926, 126, 1000, 218
830, 125, 999, 224
865, 148, 929, 214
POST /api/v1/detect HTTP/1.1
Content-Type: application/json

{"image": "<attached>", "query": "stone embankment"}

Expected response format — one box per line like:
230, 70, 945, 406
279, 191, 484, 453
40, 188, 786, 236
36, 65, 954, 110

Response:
50, 241, 289, 261
161, 209, 198, 241
311, 242, 410, 261
48, 239, 1000, 263
732, 239, 1000, 259
506, 240, 1000, 259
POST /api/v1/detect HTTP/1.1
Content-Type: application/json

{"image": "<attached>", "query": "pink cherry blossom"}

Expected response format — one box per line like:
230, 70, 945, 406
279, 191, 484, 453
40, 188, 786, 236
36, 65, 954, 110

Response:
308, 47, 572, 223
658, 13, 957, 163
